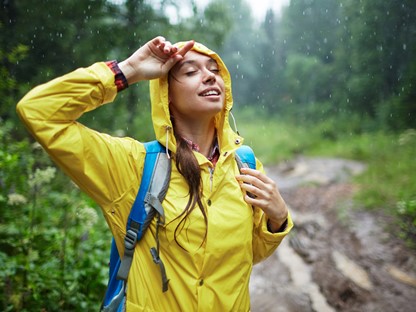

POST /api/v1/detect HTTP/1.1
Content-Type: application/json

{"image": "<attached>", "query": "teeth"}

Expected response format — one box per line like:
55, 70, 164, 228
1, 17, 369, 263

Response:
202, 90, 219, 96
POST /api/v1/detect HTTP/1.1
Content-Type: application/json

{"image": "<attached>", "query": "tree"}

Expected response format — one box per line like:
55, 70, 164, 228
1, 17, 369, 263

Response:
334, 0, 416, 129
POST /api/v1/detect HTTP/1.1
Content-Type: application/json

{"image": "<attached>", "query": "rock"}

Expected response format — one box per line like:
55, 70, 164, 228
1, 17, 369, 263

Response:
332, 250, 373, 291
386, 265, 416, 288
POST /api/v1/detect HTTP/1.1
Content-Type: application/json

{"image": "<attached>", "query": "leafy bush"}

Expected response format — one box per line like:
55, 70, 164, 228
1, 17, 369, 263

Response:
0, 120, 111, 311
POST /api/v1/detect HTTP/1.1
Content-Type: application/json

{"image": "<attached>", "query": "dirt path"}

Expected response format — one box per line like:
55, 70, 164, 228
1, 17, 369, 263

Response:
250, 157, 416, 312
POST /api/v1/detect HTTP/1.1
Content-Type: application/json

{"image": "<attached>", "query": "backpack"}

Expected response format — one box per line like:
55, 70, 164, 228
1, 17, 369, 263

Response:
101, 140, 256, 312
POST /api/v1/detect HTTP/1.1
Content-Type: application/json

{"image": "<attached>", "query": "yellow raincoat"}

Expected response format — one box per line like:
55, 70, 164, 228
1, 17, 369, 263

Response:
17, 42, 293, 311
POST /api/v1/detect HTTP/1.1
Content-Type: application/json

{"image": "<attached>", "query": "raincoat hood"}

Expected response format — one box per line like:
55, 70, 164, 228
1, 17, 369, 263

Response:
149, 42, 243, 155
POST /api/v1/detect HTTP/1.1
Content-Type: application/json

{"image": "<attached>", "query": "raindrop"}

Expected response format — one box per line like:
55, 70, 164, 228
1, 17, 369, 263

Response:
403, 44, 407, 50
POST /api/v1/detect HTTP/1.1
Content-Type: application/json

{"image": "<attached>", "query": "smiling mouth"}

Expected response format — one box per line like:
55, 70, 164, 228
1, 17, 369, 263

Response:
200, 89, 220, 97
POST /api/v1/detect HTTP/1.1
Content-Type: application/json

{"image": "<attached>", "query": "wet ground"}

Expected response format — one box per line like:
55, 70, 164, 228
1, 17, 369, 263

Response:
250, 157, 416, 312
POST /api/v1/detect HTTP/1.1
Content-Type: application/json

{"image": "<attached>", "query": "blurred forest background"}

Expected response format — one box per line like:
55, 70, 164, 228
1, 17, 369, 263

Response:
1, 0, 415, 310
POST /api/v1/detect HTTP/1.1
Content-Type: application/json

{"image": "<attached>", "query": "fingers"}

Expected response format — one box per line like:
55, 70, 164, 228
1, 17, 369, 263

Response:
122, 36, 194, 83
151, 37, 177, 56
158, 41, 178, 54
236, 168, 288, 226
156, 38, 195, 74
238, 167, 274, 185
177, 40, 195, 57
236, 168, 279, 203
150, 37, 195, 70
152, 36, 194, 58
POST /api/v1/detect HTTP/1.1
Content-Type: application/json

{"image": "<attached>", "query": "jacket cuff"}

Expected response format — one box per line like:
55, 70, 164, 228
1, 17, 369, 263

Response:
86, 62, 118, 104
260, 212, 294, 242
105, 60, 129, 92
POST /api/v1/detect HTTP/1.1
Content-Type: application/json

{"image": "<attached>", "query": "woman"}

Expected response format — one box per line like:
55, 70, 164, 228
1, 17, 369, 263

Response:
17, 36, 293, 311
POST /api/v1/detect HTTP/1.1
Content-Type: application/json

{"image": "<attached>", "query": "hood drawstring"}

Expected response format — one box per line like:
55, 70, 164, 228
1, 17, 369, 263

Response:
230, 111, 240, 136
165, 126, 172, 159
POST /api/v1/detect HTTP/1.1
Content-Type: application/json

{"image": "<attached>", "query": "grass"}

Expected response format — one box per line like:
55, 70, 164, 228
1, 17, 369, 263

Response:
234, 108, 416, 247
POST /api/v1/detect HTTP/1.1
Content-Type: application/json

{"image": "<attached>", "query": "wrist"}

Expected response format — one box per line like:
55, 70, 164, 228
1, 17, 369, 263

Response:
118, 59, 149, 85
118, 60, 135, 84
267, 218, 288, 233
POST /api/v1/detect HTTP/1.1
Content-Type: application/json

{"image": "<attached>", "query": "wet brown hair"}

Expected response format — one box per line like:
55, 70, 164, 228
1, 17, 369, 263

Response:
168, 70, 208, 250
171, 133, 207, 250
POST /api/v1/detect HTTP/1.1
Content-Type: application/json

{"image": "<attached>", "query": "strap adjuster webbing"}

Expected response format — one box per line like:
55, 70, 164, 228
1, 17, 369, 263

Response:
117, 222, 140, 281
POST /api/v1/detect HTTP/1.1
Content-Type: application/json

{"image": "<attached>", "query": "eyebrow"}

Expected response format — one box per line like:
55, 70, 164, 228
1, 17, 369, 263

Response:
176, 58, 217, 70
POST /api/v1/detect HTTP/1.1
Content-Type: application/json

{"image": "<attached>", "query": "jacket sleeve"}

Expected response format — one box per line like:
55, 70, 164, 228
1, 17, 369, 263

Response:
251, 159, 294, 264
16, 62, 145, 208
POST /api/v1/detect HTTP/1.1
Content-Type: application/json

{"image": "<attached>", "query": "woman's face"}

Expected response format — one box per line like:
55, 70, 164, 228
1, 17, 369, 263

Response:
168, 51, 225, 122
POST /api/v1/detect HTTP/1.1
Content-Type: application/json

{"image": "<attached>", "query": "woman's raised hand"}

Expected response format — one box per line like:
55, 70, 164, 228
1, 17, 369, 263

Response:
118, 36, 194, 85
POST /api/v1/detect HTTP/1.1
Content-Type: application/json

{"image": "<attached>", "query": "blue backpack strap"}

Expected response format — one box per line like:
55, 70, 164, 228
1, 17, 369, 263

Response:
235, 145, 256, 170
117, 140, 170, 284
235, 145, 256, 199
102, 141, 171, 311
101, 239, 125, 311
116, 141, 165, 281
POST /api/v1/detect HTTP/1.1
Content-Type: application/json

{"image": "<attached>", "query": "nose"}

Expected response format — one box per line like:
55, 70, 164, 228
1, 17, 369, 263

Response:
203, 70, 216, 83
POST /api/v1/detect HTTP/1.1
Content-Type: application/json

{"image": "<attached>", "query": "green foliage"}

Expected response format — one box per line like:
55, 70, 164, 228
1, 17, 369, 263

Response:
353, 129, 416, 247
235, 107, 323, 163
396, 199, 416, 249
0, 120, 111, 311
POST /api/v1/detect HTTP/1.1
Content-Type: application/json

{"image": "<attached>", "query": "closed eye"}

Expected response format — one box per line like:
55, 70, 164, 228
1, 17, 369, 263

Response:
185, 70, 198, 76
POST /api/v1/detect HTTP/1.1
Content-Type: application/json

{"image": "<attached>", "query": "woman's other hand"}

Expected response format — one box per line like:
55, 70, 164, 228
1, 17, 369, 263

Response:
118, 36, 194, 84
236, 167, 288, 232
